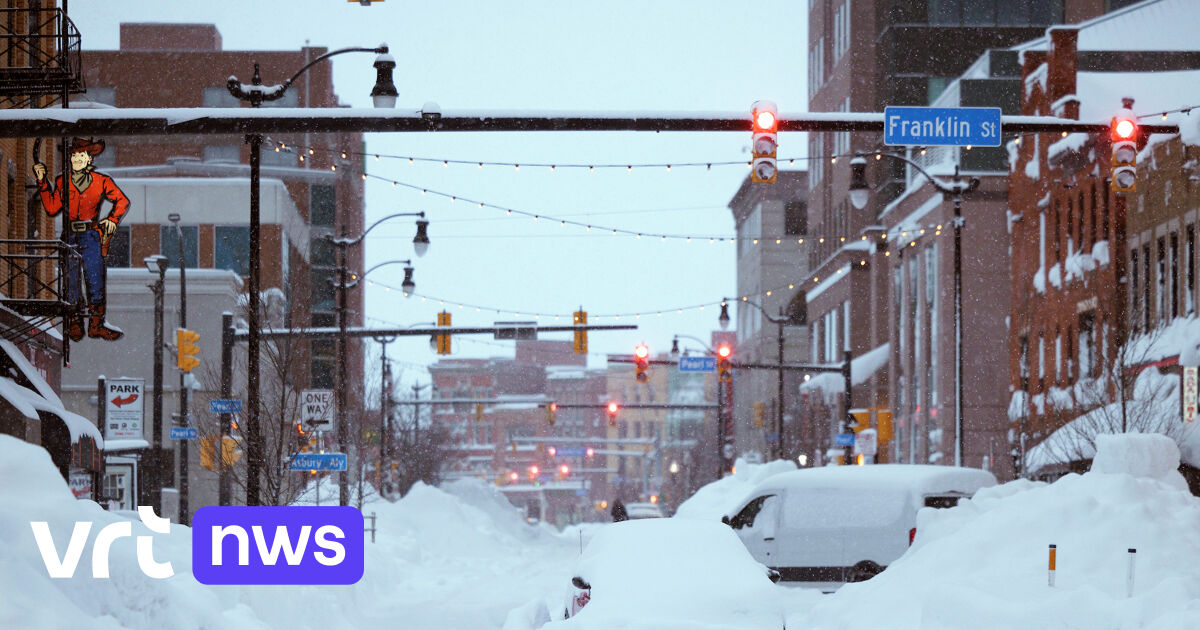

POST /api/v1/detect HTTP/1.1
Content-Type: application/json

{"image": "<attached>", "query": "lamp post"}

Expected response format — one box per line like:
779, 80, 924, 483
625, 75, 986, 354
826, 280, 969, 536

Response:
331, 258, 418, 505
167, 212, 191, 524
848, 151, 979, 467
326, 213, 426, 506
718, 298, 805, 461
226, 45, 396, 506
143, 255, 169, 511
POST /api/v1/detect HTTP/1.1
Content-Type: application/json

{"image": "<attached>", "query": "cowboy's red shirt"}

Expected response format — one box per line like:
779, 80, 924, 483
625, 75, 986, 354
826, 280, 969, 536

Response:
38, 172, 130, 224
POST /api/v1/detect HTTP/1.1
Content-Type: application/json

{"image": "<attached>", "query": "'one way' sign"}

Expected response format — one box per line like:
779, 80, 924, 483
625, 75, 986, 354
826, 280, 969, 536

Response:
301, 389, 336, 430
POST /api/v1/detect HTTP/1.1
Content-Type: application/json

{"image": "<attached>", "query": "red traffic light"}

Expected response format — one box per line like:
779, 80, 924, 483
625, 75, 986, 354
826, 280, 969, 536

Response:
1112, 117, 1136, 140
607, 401, 619, 415
754, 109, 776, 131
634, 344, 650, 359
529, 465, 539, 476
548, 446, 556, 457
586, 447, 595, 457
717, 344, 732, 358
509, 471, 519, 482
560, 464, 570, 476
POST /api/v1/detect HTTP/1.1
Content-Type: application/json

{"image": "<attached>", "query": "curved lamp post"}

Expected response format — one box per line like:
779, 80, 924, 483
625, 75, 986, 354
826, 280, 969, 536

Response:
848, 151, 978, 467
719, 297, 806, 461
226, 45, 396, 506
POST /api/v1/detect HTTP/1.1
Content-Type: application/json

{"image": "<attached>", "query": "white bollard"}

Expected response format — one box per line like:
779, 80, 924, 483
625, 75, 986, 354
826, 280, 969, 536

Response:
1048, 544, 1056, 587
1127, 548, 1136, 598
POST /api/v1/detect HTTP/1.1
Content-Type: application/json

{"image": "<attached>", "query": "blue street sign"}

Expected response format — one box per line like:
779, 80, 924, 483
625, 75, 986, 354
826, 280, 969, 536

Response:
575, 488, 589, 497
209, 399, 243, 414
170, 426, 198, 440
835, 433, 856, 447
289, 453, 348, 472
765, 433, 780, 443
679, 356, 717, 373
884, 106, 1002, 147
556, 447, 588, 457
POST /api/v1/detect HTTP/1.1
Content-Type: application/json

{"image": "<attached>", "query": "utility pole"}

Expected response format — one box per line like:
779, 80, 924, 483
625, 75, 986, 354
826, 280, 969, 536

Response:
144, 256, 168, 512
219, 312, 233, 506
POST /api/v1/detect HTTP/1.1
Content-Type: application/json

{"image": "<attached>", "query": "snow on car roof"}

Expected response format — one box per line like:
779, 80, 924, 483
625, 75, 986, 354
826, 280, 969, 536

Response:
569, 519, 783, 629
750, 464, 997, 498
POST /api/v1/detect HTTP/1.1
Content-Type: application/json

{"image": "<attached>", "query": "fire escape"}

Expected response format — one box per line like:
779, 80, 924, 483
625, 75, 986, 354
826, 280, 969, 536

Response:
0, 6, 85, 356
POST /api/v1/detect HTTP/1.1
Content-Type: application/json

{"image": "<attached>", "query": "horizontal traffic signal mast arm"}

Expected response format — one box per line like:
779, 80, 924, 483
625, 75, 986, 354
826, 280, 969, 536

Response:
732, 360, 846, 373
230, 323, 636, 341
608, 355, 680, 366
0, 107, 1179, 138
510, 436, 656, 446
546, 402, 718, 410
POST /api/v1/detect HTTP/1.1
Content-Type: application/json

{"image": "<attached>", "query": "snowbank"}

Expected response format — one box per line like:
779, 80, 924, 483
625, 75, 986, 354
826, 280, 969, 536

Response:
0, 433, 579, 630
790, 433, 1200, 629
672, 457, 796, 521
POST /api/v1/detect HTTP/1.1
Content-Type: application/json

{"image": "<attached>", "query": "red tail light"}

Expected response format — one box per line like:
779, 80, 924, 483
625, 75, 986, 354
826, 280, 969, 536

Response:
909, 527, 917, 546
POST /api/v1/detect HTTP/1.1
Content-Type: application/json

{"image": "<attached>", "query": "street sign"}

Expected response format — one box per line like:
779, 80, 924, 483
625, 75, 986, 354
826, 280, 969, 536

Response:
854, 429, 878, 457
678, 356, 717, 373
209, 399, 243, 414
494, 321, 537, 340
105, 378, 144, 440
1184, 367, 1198, 423
884, 106, 1002, 147
835, 432, 855, 447
170, 427, 198, 440
765, 432, 780, 443
289, 453, 348, 472
301, 389, 336, 429
555, 447, 588, 457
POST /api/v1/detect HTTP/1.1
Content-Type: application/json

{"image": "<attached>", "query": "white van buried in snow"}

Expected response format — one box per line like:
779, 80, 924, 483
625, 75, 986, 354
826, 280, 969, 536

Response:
723, 464, 996, 588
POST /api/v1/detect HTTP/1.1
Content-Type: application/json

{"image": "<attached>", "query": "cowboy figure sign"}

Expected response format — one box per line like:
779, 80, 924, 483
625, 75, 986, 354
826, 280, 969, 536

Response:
33, 137, 129, 341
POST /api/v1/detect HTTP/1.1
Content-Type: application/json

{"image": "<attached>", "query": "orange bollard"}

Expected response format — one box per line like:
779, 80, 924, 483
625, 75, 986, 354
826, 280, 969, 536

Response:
1048, 544, 1057, 587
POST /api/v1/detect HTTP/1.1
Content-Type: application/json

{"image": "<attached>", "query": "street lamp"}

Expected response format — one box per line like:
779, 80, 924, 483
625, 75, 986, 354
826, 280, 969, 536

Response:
226, 44, 396, 506
847, 151, 979, 467
143, 255, 169, 512
671, 334, 715, 357
332, 257, 416, 505
722, 296, 806, 462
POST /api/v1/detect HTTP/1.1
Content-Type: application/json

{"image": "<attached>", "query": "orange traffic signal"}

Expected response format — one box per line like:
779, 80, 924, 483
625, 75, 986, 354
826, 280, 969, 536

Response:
717, 344, 733, 383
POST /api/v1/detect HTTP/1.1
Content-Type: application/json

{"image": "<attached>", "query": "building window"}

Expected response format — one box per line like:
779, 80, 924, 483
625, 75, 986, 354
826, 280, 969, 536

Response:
1187, 225, 1196, 316
202, 87, 240, 108
203, 145, 240, 163
1130, 247, 1140, 330
104, 226, 131, 268
311, 238, 336, 267
215, 226, 250, 276
1170, 233, 1180, 319
925, 244, 938, 406
1157, 237, 1167, 324
311, 185, 336, 227
785, 201, 807, 235
1143, 244, 1151, 328
1079, 312, 1095, 379
160, 225, 199, 268
312, 268, 335, 312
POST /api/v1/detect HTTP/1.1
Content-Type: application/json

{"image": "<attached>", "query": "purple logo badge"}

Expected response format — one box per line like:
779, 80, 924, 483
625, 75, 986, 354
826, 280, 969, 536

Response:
191, 506, 364, 585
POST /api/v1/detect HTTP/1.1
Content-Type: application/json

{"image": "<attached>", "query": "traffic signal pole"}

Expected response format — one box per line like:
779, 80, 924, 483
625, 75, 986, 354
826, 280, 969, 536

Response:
174, 222, 190, 525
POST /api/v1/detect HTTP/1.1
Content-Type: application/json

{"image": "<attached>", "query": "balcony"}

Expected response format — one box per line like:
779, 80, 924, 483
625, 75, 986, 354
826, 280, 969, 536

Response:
0, 7, 84, 106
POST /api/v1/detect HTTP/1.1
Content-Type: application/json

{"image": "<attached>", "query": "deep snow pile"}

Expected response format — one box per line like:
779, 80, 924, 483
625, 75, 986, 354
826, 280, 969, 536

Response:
672, 457, 796, 520
0, 434, 578, 630
791, 433, 1200, 629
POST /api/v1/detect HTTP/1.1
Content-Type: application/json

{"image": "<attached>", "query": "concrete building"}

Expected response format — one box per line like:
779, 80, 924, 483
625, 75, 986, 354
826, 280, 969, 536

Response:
727, 171, 811, 460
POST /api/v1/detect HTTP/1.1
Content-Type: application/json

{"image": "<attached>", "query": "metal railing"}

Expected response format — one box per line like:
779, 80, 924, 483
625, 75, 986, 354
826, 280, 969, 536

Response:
0, 6, 84, 105
0, 238, 81, 317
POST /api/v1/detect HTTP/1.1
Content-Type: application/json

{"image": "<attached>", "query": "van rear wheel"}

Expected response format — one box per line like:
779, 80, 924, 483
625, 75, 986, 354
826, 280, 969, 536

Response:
847, 560, 883, 582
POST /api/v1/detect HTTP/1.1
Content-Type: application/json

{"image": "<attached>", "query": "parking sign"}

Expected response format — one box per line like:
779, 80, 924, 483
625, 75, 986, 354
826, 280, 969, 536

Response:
105, 378, 144, 440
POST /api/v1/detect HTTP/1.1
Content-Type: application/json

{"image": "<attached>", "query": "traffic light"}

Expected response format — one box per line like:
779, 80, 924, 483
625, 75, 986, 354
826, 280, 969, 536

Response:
716, 344, 733, 383
751, 100, 778, 184
294, 422, 308, 452
436, 311, 451, 355
586, 447, 595, 458
559, 464, 570, 478
849, 408, 871, 434
1110, 108, 1139, 193
752, 402, 765, 428
475, 403, 484, 421
607, 401, 619, 426
634, 344, 650, 383
573, 310, 588, 354
546, 402, 557, 425
176, 328, 200, 372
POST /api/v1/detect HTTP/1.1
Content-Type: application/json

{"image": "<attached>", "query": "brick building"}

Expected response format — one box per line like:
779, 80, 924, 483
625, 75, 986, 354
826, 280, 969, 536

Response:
1006, 7, 1200, 476
0, 3, 104, 498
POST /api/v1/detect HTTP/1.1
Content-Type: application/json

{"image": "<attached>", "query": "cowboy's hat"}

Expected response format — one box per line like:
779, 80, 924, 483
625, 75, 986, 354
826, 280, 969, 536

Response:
67, 137, 105, 156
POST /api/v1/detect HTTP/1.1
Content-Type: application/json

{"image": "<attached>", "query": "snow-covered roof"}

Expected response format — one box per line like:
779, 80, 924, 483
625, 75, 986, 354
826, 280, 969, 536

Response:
805, 263, 851, 303
1074, 70, 1200, 122
1013, 0, 1200, 53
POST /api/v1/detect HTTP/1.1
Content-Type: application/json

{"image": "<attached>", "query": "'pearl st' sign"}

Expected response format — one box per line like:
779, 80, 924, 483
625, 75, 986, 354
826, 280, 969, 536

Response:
884, 106, 1002, 147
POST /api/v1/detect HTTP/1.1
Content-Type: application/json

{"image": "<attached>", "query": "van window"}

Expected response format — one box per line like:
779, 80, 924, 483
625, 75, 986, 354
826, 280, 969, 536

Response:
783, 488, 907, 528
729, 494, 775, 529
924, 495, 962, 509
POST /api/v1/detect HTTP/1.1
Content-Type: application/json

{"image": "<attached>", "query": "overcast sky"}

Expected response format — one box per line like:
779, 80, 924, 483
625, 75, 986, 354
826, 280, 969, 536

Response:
71, 1, 809, 386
